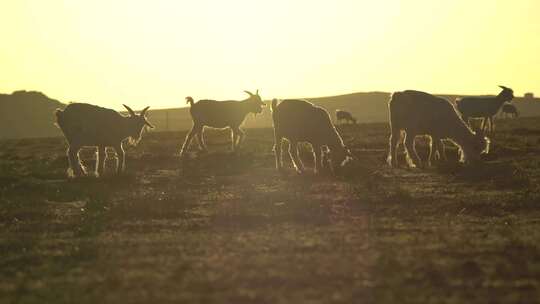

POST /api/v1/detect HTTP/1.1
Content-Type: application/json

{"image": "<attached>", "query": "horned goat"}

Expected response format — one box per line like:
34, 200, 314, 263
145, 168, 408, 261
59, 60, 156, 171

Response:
271, 99, 352, 175
55, 103, 154, 178
179, 90, 265, 157
387, 90, 490, 168
336, 109, 357, 124
456, 86, 514, 132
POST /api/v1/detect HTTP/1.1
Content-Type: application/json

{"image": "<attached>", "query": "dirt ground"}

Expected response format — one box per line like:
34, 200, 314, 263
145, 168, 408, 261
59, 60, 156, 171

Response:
1, 117, 540, 303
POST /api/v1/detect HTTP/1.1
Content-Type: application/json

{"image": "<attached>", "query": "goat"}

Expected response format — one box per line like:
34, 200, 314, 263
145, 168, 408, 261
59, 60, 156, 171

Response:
387, 90, 490, 168
336, 109, 357, 124
501, 103, 519, 118
271, 99, 352, 175
456, 86, 514, 132
180, 90, 265, 157
55, 103, 154, 178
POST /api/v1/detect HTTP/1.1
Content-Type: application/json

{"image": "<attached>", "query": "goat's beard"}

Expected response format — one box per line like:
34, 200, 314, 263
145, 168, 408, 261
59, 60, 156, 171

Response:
127, 127, 145, 146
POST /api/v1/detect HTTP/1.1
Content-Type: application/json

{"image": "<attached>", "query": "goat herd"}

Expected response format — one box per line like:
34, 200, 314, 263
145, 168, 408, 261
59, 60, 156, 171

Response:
54, 86, 515, 178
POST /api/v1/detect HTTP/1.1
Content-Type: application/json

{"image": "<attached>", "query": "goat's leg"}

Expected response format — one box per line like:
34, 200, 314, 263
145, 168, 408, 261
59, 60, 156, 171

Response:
489, 116, 494, 132
96, 145, 106, 177
321, 147, 330, 169
274, 135, 283, 172
427, 136, 435, 167
403, 133, 420, 168
114, 143, 125, 174
195, 128, 208, 152
481, 116, 491, 132
434, 138, 447, 162
387, 128, 400, 167
235, 128, 245, 149
313, 144, 323, 174
180, 126, 199, 157
230, 128, 238, 152
288, 141, 305, 174
67, 146, 84, 178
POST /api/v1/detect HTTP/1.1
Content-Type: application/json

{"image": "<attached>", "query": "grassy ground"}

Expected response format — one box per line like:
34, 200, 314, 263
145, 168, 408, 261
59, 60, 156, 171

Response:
1, 117, 540, 303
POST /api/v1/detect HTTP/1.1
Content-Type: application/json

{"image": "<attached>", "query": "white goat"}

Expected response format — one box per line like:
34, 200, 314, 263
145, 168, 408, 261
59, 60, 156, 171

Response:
271, 99, 352, 175
179, 90, 265, 157
456, 86, 514, 132
387, 90, 490, 168
55, 103, 154, 177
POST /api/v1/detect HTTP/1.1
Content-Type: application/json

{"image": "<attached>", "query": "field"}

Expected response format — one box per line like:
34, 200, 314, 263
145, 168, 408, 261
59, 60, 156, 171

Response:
1, 117, 540, 303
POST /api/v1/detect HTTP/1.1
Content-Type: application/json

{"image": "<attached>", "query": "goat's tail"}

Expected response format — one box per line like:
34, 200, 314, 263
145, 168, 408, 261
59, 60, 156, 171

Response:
54, 108, 65, 129
185, 96, 194, 106
271, 98, 278, 112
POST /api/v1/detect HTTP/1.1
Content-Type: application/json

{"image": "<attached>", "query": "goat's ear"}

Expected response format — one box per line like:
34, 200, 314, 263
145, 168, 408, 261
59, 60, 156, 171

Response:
140, 106, 150, 116
244, 90, 254, 97
123, 104, 136, 116
256, 89, 259, 96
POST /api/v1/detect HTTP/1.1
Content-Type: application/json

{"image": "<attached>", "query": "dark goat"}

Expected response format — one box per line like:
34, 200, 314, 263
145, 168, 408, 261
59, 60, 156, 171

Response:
55, 103, 154, 177
456, 86, 514, 132
388, 90, 490, 168
272, 99, 352, 175
180, 90, 265, 157
336, 109, 357, 124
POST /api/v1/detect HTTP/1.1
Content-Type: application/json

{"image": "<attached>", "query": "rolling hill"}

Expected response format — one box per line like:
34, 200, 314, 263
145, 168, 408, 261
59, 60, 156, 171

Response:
0, 91, 65, 139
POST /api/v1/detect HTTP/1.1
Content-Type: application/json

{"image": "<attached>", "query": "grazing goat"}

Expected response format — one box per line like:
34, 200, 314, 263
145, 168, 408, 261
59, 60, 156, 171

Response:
387, 90, 490, 168
55, 103, 154, 178
271, 99, 352, 175
501, 103, 519, 118
180, 90, 265, 157
336, 109, 357, 124
456, 86, 514, 132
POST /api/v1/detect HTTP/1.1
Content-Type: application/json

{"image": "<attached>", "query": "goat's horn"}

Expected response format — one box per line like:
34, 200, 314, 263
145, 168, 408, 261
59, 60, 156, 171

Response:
499, 85, 509, 90
244, 90, 254, 96
256, 89, 259, 95
141, 106, 150, 116
123, 104, 136, 116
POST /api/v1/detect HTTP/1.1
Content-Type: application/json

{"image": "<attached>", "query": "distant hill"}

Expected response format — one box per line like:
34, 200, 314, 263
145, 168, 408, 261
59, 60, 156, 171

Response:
0, 91, 65, 139
2, 90, 540, 139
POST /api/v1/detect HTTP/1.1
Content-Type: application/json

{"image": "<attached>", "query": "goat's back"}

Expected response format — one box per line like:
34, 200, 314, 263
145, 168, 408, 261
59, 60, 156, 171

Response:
273, 99, 335, 143
456, 96, 504, 117
389, 90, 463, 135
57, 103, 125, 145
190, 99, 249, 128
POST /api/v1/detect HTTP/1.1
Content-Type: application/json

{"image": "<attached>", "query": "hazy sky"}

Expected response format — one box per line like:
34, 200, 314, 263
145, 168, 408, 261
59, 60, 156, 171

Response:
1, 0, 539, 110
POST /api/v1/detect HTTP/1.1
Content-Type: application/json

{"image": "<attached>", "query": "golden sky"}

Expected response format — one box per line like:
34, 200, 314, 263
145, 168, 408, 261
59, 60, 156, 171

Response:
1, 0, 539, 110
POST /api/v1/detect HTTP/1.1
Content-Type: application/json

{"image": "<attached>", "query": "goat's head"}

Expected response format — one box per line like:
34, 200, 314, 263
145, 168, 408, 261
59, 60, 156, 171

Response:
461, 129, 491, 164
498, 85, 514, 101
244, 90, 265, 114
123, 104, 155, 145
326, 145, 354, 174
